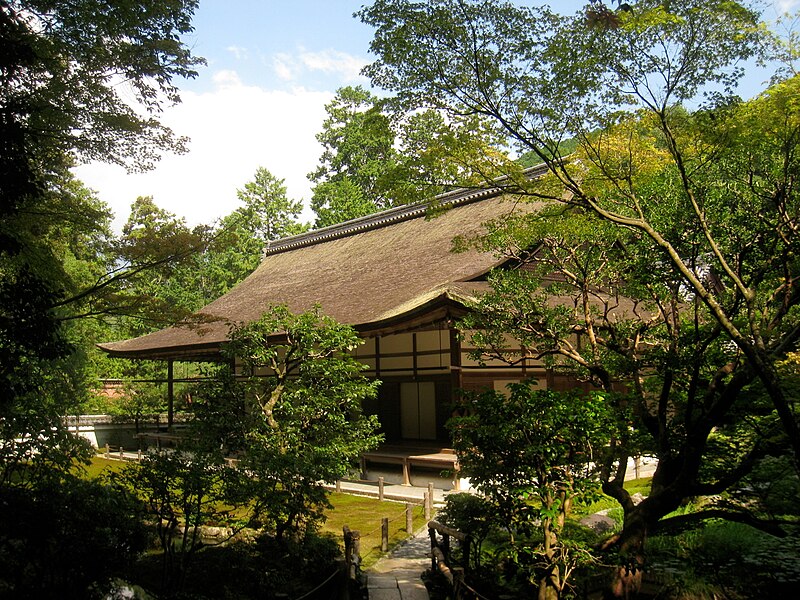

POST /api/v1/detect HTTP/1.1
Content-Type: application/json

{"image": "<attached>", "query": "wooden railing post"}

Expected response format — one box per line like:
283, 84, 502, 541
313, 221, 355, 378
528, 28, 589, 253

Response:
343, 526, 362, 581
428, 522, 438, 572
423, 491, 431, 521
381, 517, 389, 552
406, 503, 413, 534
378, 476, 385, 501
428, 520, 470, 585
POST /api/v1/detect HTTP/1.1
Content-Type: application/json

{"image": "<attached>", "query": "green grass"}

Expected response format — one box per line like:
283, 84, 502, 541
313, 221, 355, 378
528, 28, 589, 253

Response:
82, 455, 428, 569
574, 476, 653, 517
77, 455, 127, 479
322, 492, 429, 568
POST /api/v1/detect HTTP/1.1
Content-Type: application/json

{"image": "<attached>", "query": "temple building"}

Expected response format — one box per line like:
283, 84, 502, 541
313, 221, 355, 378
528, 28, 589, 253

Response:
100, 165, 585, 486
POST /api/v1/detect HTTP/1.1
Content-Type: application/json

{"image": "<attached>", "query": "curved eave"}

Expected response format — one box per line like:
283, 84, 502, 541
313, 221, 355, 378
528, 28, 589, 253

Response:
355, 286, 480, 337
98, 287, 480, 361
97, 340, 227, 362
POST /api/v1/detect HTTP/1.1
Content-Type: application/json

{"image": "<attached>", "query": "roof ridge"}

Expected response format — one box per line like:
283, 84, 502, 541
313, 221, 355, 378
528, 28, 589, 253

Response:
263, 163, 548, 256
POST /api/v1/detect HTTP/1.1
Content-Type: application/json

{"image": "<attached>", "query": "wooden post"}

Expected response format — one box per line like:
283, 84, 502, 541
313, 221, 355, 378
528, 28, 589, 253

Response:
428, 523, 437, 572
343, 526, 361, 580
105, 443, 110, 457
381, 517, 389, 552
137, 448, 142, 462
352, 530, 361, 575
167, 360, 174, 431
427, 482, 435, 515
424, 491, 431, 521
378, 476, 385, 501
406, 503, 414, 534
401, 458, 411, 486
119, 446, 124, 460
343, 526, 353, 579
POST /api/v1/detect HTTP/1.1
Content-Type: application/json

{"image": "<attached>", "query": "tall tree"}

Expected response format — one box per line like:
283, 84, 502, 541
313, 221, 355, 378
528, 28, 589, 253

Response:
0, 0, 202, 485
309, 85, 505, 227
309, 86, 398, 226
196, 305, 382, 541
360, 0, 800, 591
235, 167, 308, 244
171, 167, 309, 308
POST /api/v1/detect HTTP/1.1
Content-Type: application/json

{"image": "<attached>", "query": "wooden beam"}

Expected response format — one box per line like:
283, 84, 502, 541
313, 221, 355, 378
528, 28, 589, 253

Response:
167, 360, 174, 430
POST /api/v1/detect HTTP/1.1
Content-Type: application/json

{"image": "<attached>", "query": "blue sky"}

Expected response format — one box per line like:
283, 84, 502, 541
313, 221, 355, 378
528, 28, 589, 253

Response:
73, 0, 799, 232
182, 1, 376, 93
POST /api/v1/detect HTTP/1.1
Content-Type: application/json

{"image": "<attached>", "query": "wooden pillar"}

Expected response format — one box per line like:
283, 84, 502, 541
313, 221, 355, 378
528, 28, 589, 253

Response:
381, 517, 389, 552
167, 360, 174, 431
449, 327, 462, 403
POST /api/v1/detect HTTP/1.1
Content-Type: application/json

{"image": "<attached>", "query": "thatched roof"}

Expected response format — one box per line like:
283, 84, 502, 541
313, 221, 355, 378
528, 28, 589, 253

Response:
99, 168, 547, 361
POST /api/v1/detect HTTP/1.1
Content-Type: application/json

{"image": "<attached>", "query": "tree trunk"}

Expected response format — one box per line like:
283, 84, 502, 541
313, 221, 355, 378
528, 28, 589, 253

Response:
608, 511, 646, 599
538, 570, 560, 600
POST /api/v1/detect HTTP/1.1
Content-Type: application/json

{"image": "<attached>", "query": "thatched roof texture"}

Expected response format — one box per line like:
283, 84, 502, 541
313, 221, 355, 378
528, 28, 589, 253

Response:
99, 182, 539, 361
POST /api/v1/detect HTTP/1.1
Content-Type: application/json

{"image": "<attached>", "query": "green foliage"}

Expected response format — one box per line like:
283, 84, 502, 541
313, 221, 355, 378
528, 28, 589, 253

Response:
438, 493, 501, 570
195, 305, 382, 541
194, 167, 308, 300
1, 0, 203, 490
647, 522, 800, 597
234, 167, 308, 243
361, 3, 800, 581
0, 475, 148, 599
309, 85, 505, 227
449, 384, 615, 597
113, 448, 245, 597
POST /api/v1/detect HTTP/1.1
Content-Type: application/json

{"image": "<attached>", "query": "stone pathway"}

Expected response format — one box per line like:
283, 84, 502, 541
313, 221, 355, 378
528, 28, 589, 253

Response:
365, 527, 431, 600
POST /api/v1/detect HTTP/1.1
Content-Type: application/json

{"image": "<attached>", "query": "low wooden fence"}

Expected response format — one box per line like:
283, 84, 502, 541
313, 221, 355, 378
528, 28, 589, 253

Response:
428, 520, 491, 600
101, 443, 143, 462
342, 490, 432, 597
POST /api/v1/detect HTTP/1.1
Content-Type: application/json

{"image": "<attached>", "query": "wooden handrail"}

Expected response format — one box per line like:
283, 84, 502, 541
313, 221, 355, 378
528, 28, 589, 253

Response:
428, 519, 468, 542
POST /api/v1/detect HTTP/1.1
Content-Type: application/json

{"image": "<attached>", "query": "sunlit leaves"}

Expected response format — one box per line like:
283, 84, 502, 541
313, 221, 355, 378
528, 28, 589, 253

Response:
195, 305, 382, 539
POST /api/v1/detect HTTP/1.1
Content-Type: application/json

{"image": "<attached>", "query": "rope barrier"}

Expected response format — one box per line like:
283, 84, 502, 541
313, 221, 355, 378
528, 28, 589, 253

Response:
292, 566, 340, 600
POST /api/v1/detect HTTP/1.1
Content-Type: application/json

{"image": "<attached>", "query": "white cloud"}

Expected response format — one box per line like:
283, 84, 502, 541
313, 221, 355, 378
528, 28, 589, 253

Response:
226, 45, 249, 61
73, 72, 333, 231
211, 69, 244, 89
298, 48, 366, 81
270, 47, 367, 83
273, 53, 297, 81
776, 0, 800, 11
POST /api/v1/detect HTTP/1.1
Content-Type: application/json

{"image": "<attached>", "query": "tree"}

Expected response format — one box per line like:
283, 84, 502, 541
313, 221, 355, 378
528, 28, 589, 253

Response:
359, 0, 800, 592
113, 447, 244, 596
0, 474, 148, 598
235, 167, 308, 244
116, 196, 209, 331
309, 85, 505, 227
196, 305, 382, 542
449, 384, 615, 599
309, 86, 399, 226
198, 168, 308, 296
0, 0, 203, 484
